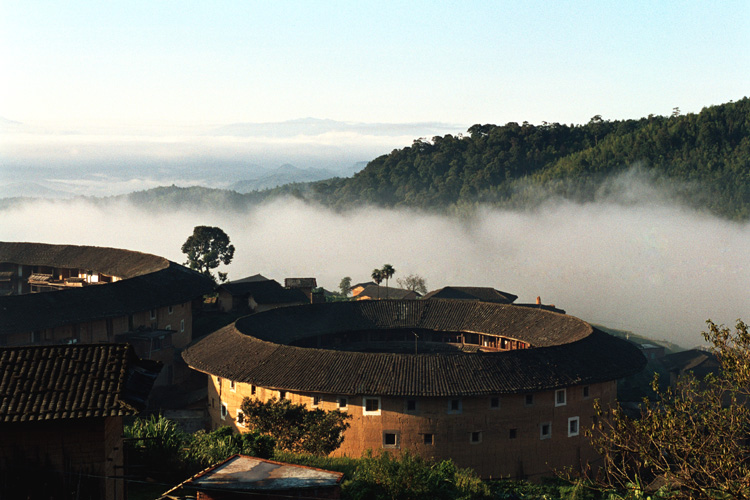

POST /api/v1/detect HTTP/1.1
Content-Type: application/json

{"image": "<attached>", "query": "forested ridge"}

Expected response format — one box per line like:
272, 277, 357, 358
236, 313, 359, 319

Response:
313, 98, 750, 219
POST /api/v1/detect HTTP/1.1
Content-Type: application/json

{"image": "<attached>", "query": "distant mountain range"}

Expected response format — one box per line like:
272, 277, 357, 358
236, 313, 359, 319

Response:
229, 162, 366, 193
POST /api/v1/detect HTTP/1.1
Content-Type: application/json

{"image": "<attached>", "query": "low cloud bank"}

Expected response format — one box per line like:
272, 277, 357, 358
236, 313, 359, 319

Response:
2, 188, 747, 348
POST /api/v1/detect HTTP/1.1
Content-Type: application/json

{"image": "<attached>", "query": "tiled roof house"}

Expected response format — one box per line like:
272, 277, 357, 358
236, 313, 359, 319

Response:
0, 343, 160, 499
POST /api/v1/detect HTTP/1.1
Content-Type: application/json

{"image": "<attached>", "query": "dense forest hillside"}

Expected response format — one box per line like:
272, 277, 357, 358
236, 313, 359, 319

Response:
312, 98, 750, 219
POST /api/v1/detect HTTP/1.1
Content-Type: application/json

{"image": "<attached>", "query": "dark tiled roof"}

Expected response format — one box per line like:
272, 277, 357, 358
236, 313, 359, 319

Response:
183, 300, 646, 397
0, 242, 215, 335
356, 285, 420, 300
0, 241, 168, 278
219, 279, 308, 305
285, 278, 317, 288
231, 274, 269, 284
0, 344, 160, 422
423, 286, 518, 304
660, 349, 720, 379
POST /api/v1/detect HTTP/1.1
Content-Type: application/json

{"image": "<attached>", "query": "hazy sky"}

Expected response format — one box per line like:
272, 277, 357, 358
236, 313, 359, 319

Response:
1, 2, 748, 347
2, 1, 748, 129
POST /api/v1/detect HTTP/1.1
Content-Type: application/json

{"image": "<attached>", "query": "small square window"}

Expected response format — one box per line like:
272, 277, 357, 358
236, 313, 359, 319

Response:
383, 431, 399, 448
490, 396, 500, 409
279, 391, 287, 400
470, 431, 482, 444
220, 403, 227, 420
338, 397, 348, 410
448, 399, 462, 414
556, 389, 567, 407
509, 428, 517, 439
312, 395, 321, 407
423, 433, 434, 445
582, 385, 590, 398
251, 385, 257, 396
525, 394, 534, 406
229, 380, 236, 392
168, 305, 174, 315
568, 416, 580, 437
405, 399, 417, 412
540, 422, 551, 440
364, 397, 381, 415
150, 309, 157, 320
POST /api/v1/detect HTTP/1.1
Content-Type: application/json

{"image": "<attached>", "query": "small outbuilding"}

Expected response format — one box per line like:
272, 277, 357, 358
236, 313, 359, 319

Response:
0, 343, 160, 500
171, 454, 343, 500
217, 276, 309, 313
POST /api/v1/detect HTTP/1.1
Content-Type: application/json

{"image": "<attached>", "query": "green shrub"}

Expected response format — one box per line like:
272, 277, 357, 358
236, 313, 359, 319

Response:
342, 451, 490, 500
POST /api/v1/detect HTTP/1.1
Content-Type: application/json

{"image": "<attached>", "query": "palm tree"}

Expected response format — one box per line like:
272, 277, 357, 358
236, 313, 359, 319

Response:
371, 269, 384, 300
381, 264, 395, 299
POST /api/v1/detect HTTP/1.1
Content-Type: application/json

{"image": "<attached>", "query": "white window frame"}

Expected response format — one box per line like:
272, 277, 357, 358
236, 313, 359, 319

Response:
363, 396, 381, 416
568, 416, 580, 437
382, 430, 400, 448
236, 408, 246, 428
229, 380, 236, 392
164, 324, 171, 331
220, 402, 228, 420
448, 398, 462, 414
555, 388, 567, 407
540, 421, 551, 440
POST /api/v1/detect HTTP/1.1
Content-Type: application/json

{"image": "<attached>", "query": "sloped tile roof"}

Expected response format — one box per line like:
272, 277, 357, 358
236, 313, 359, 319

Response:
183, 300, 646, 397
218, 279, 308, 305
0, 242, 215, 335
422, 286, 518, 303
355, 285, 420, 300
0, 344, 160, 422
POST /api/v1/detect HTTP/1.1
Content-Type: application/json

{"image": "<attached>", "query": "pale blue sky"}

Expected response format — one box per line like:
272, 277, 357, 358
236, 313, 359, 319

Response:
2, 1, 749, 128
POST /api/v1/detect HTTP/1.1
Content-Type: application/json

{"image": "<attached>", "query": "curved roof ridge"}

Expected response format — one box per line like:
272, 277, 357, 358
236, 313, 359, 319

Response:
183, 301, 643, 396
0, 241, 169, 278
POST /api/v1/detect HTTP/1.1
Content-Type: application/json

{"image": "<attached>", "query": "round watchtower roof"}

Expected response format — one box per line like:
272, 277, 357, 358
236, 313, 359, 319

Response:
183, 300, 646, 397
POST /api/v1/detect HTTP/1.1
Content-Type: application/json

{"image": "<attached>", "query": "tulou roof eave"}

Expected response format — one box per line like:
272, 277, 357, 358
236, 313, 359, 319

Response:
183, 300, 646, 397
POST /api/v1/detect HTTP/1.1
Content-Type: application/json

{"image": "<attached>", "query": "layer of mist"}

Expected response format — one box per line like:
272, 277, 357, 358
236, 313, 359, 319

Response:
1, 181, 747, 348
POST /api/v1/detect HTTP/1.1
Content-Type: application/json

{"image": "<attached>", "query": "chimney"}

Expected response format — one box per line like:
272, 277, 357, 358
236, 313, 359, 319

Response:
536, 296, 541, 305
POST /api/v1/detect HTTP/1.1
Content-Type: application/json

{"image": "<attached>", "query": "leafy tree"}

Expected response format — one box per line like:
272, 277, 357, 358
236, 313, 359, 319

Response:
181, 225, 235, 283
381, 264, 396, 299
397, 273, 428, 295
586, 319, 750, 499
371, 269, 384, 299
339, 276, 352, 297
240, 397, 351, 456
